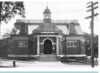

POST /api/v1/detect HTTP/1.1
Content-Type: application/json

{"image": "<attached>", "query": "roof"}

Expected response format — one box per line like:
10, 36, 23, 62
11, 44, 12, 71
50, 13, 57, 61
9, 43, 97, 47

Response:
15, 6, 84, 35
75, 25, 84, 35
56, 25, 69, 35
28, 23, 83, 35
15, 19, 83, 35
43, 6, 51, 14
32, 23, 63, 35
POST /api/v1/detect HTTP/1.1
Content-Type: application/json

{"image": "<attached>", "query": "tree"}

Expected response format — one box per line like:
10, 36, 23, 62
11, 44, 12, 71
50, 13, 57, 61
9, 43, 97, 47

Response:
0, 1, 25, 36
84, 32, 98, 57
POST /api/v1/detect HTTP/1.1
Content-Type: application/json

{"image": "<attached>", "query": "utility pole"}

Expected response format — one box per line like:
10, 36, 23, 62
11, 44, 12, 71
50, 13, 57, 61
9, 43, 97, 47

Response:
85, 1, 98, 68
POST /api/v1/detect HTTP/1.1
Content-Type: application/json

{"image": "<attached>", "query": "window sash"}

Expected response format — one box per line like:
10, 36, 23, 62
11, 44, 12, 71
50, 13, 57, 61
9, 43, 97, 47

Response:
67, 41, 77, 47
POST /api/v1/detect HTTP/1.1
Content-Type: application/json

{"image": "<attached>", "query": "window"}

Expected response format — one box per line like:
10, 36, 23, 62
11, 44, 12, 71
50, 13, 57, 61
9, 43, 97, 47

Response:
19, 41, 28, 47
69, 23, 75, 34
67, 41, 77, 47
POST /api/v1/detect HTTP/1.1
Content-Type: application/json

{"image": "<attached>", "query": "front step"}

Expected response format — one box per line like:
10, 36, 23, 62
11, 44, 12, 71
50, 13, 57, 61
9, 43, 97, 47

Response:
39, 55, 57, 62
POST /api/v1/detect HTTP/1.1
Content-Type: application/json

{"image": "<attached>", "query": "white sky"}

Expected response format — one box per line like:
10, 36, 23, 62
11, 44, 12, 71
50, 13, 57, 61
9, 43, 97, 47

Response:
0, 0, 99, 36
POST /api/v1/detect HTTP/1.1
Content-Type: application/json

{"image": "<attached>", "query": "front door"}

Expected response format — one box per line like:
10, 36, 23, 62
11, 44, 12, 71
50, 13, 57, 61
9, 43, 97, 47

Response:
44, 39, 52, 54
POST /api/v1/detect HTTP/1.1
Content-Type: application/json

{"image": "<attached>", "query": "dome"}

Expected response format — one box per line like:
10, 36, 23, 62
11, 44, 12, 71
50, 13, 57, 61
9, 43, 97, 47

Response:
43, 6, 51, 14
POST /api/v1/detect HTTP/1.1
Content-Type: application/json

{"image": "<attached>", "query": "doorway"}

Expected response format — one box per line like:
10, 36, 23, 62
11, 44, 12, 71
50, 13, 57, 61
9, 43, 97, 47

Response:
43, 39, 52, 54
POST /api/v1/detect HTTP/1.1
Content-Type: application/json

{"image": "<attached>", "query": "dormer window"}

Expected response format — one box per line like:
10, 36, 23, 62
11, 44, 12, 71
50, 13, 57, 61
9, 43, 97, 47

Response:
69, 22, 76, 35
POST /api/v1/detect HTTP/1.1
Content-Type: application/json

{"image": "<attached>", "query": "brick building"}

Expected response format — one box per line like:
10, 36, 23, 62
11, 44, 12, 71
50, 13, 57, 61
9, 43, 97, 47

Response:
7, 7, 85, 61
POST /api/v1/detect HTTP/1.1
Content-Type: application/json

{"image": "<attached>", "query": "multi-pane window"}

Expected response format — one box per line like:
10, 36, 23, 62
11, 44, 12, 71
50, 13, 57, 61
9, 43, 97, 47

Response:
19, 41, 28, 47
67, 41, 77, 47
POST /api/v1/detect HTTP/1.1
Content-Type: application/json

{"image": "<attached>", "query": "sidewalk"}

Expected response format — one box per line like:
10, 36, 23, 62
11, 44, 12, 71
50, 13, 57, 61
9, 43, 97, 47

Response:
0, 58, 98, 68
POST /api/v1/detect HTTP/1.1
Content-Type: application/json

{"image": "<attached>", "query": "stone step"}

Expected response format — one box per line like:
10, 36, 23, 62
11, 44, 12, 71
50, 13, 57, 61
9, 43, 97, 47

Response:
39, 55, 57, 62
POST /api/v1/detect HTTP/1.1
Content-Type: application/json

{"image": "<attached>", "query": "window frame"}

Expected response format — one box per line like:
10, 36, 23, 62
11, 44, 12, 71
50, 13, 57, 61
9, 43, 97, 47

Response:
67, 40, 77, 47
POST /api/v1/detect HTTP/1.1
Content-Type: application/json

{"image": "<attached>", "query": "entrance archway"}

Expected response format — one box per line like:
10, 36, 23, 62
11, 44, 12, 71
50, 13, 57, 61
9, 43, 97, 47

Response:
43, 39, 52, 54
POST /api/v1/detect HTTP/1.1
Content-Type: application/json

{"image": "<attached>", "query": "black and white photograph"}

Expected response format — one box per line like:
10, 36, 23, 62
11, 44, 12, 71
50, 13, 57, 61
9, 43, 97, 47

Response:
0, 0, 99, 71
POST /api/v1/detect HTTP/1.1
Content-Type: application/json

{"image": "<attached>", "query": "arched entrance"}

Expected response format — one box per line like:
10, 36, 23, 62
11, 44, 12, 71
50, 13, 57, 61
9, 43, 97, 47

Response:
43, 39, 52, 54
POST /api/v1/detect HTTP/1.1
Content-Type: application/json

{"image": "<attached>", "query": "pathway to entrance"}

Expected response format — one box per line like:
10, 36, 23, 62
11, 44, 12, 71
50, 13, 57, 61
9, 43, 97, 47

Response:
39, 55, 57, 62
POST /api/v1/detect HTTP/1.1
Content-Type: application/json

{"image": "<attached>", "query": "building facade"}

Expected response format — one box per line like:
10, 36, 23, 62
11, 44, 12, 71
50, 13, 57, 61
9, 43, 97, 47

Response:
7, 7, 85, 61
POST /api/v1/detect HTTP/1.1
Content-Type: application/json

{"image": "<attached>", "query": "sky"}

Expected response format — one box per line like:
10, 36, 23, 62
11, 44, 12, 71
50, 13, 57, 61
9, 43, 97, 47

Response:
0, 0, 99, 36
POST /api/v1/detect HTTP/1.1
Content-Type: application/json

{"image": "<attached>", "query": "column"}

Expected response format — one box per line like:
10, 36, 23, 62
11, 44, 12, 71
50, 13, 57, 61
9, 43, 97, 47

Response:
56, 36, 59, 55
37, 36, 40, 55
81, 39, 85, 54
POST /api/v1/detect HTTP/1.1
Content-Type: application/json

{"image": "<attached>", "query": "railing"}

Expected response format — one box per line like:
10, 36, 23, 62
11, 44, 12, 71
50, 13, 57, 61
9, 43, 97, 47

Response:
16, 19, 43, 23
16, 19, 78, 24
52, 20, 78, 23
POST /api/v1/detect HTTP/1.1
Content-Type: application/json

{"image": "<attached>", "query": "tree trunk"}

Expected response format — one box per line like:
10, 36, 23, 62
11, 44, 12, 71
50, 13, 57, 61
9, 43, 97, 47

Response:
0, 2, 3, 37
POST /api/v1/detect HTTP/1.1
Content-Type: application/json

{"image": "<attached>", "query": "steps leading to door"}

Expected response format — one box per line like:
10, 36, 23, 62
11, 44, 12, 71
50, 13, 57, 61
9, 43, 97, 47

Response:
39, 55, 57, 62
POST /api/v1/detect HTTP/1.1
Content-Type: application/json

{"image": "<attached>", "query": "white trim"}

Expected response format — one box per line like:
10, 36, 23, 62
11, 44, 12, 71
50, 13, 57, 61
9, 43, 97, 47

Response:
8, 55, 39, 57
43, 38, 53, 44
40, 43, 56, 45
66, 55, 86, 57
13, 37, 29, 40
37, 35, 58, 37
8, 54, 86, 58
66, 37, 84, 40
37, 35, 58, 55
57, 55, 65, 57
30, 55, 39, 57
57, 54, 86, 57
40, 32, 56, 33
8, 55, 29, 57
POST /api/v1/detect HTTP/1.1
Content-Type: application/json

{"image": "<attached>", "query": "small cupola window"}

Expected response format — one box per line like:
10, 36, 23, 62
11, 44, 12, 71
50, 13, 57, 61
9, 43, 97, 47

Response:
43, 6, 51, 23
